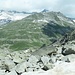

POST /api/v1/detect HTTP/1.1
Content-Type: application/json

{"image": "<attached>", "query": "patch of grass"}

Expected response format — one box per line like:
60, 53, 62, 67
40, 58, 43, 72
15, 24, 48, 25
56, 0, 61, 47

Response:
0, 12, 74, 51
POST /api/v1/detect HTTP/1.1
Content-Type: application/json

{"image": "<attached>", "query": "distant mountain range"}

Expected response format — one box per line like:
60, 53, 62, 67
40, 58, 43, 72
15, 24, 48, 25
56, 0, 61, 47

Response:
41, 9, 49, 12
0, 10, 31, 25
70, 18, 75, 22
0, 10, 75, 25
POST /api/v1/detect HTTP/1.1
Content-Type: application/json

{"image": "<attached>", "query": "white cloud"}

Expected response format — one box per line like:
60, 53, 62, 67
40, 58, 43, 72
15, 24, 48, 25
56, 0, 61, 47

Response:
0, 0, 59, 11
0, 0, 75, 17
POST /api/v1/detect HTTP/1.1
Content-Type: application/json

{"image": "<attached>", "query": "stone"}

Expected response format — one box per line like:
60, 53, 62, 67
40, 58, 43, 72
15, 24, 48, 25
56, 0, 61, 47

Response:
26, 67, 38, 72
62, 44, 75, 55
28, 55, 39, 64
42, 66, 49, 71
41, 56, 50, 65
26, 61, 42, 72
10, 51, 26, 64
15, 62, 27, 73
56, 46, 62, 54
31, 45, 57, 56
4, 59, 15, 71
37, 62, 44, 68
61, 54, 75, 62
0, 70, 5, 75
45, 63, 54, 69
0, 60, 5, 70
6, 70, 17, 75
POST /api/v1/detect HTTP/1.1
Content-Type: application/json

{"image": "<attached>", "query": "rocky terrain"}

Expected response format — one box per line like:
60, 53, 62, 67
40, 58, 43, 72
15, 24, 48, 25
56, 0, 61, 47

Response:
0, 29, 75, 75
0, 11, 75, 75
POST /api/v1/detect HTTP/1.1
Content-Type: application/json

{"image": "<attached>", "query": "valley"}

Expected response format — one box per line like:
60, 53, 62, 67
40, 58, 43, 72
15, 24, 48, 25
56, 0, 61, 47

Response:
0, 10, 75, 75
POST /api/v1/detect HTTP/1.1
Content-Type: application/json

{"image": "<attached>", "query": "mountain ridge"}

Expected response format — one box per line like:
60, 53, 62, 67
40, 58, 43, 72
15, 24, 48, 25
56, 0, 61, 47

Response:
0, 10, 31, 25
0, 11, 75, 51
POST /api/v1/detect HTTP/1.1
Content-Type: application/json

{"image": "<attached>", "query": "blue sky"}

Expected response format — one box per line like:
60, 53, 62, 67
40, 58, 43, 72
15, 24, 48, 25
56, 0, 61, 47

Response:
0, 0, 75, 18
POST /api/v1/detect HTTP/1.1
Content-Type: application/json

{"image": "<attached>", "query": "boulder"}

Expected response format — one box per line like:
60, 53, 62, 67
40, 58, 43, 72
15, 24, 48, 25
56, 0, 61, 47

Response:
6, 70, 17, 75
0, 70, 5, 75
61, 54, 75, 62
41, 56, 50, 65
31, 45, 57, 56
10, 51, 26, 64
15, 62, 27, 73
28, 55, 39, 64
62, 43, 75, 55
4, 59, 15, 71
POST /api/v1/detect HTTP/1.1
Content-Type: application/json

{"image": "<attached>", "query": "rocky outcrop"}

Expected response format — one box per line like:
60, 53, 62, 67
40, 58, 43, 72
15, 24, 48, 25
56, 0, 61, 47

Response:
31, 45, 57, 56
61, 43, 75, 55
0, 45, 75, 75
1, 36, 75, 75
0, 48, 56, 74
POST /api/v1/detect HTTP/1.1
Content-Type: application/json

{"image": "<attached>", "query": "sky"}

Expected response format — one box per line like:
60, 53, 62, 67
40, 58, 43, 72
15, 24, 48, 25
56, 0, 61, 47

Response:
0, 0, 75, 18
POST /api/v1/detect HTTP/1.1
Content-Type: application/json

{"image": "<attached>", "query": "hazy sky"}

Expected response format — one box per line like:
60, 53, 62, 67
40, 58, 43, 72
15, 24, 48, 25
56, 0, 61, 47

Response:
0, 0, 75, 17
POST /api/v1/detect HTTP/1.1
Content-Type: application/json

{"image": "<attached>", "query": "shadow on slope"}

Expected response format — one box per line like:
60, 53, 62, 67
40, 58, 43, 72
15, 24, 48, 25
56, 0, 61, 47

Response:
42, 21, 74, 38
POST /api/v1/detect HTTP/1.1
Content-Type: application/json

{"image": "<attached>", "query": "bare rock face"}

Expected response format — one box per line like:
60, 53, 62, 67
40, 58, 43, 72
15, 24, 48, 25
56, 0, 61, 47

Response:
6, 70, 17, 75
41, 56, 50, 65
28, 55, 39, 64
1, 40, 75, 75
0, 48, 75, 75
15, 62, 27, 73
61, 54, 75, 62
10, 51, 28, 64
62, 43, 75, 55
0, 70, 5, 75
4, 59, 15, 71
31, 45, 57, 56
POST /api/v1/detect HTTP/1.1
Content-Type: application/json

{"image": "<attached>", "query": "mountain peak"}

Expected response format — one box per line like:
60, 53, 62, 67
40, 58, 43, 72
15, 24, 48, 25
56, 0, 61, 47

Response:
42, 9, 49, 12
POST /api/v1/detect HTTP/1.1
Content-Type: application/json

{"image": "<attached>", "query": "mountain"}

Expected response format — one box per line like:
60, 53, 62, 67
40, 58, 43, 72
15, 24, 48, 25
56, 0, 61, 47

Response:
69, 18, 75, 22
42, 9, 49, 12
0, 11, 75, 51
72, 18, 75, 22
0, 10, 31, 25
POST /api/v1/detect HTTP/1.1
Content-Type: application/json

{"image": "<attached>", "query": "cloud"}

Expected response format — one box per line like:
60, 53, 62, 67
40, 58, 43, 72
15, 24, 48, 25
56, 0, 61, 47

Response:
0, 0, 59, 11
0, 0, 75, 17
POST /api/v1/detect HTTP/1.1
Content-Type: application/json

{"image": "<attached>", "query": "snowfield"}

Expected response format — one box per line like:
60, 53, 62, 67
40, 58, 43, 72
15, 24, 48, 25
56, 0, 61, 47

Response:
0, 11, 31, 21
73, 20, 75, 22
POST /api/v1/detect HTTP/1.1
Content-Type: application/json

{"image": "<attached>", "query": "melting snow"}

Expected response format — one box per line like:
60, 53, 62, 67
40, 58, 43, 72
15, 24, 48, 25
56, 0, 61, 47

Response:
33, 19, 48, 23
73, 20, 75, 22
0, 11, 31, 21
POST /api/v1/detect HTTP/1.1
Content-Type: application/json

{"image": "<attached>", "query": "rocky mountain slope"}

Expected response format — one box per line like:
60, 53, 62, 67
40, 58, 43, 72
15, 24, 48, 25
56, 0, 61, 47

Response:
70, 18, 75, 22
0, 11, 75, 50
0, 29, 75, 75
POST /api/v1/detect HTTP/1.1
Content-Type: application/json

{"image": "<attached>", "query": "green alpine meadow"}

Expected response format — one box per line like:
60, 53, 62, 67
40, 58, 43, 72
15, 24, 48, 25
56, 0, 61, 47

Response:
0, 11, 75, 51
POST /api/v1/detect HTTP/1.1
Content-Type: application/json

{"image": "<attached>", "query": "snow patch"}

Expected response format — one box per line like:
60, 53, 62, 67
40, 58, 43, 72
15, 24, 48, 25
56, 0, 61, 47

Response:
0, 11, 31, 21
57, 16, 74, 24
33, 19, 48, 23
73, 20, 75, 22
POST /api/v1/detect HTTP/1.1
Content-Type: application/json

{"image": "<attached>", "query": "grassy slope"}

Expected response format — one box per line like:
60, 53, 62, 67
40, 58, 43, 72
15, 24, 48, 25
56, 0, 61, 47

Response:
0, 12, 74, 51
